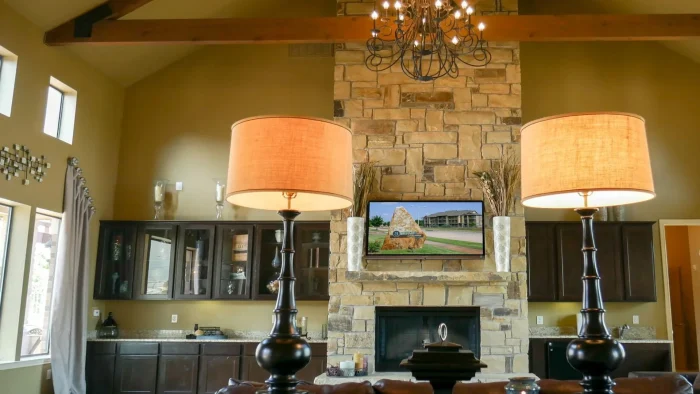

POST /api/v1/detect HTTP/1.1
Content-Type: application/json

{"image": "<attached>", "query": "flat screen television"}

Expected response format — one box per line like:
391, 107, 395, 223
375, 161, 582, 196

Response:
365, 200, 485, 257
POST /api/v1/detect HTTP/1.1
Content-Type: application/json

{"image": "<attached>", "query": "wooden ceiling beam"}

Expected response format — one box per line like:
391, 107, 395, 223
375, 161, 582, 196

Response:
44, 14, 700, 46
45, 0, 155, 43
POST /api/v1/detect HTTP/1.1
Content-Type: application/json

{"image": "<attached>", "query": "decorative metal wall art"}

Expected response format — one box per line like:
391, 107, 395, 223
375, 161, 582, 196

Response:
0, 144, 51, 185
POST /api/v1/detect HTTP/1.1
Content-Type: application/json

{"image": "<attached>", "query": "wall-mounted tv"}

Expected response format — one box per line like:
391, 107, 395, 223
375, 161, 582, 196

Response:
365, 200, 485, 257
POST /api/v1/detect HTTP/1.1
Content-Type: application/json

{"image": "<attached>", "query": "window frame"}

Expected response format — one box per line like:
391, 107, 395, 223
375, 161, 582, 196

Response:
43, 85, 65, 139
19, 211, 62, 359
42, 77, 76, 145
0, 203, 12, 321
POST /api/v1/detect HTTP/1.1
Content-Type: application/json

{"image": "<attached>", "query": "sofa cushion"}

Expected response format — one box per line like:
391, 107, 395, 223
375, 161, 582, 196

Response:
298, 381, 374, 394
453, 381, 511, 394
538, 376, 693, 394
373, 379, 433, 394
615, 376, 693, 394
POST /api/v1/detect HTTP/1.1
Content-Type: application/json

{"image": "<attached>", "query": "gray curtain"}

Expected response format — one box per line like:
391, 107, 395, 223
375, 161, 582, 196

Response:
50, 157, 95, 394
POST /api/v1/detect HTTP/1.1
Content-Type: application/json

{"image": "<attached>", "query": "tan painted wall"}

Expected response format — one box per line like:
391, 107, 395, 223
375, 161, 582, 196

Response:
0, 2, 124, 392
521, 39, 700, 338
105, 42, 336, 331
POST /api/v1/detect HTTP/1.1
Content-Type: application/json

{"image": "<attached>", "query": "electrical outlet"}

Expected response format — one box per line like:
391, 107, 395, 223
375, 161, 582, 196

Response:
92, 308, 100, 317
175, 182, 183, 191
46, 369, 52, 380
537, 316, 544, 325
633, 315, 640, 325
171, 314, 178, 323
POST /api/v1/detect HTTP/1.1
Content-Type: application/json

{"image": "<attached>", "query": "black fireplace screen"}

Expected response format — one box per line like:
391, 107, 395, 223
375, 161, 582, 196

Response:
374, 306, 481, 372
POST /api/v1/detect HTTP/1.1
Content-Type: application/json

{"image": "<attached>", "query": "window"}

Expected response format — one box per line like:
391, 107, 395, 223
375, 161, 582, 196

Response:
0, 45, 18, 117
0, 204, 11, 316
42, 77, 77, 144
20, 213, 61, 357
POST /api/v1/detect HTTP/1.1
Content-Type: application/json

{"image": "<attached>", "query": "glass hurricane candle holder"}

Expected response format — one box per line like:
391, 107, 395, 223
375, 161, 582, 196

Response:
214, 179, 226, 219
505, 377, 540, 394
153, 180, 168, 220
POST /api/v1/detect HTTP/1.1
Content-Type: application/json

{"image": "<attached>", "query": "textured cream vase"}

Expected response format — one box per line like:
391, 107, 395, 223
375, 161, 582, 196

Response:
493, 216, 511, 272
347, 217, 364, 272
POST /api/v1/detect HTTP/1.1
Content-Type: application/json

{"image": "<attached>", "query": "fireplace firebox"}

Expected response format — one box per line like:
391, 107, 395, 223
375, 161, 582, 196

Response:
374, 306, 481, 372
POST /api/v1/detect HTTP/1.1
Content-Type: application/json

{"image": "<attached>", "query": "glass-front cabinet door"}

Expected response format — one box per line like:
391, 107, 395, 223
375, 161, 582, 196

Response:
252, 224, 285, 300
213, 225, 254, 299
134, 223, 177, 300
295, 223, 330, 300
94, 222, 137, 299
174, 224, 215, 299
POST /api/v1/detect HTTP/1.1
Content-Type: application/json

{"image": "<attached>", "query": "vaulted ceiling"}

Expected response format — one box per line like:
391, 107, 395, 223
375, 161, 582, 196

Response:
4, 0, 699, 86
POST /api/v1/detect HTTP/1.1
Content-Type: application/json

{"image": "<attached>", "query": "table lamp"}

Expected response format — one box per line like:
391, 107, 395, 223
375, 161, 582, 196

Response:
226, 116, 352, 394
521, 113, 655, 394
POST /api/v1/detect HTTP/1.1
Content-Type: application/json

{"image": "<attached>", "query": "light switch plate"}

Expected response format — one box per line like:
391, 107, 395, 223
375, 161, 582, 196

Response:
175, 182, 183, 191
537, 316, 544, 325
171, 314, 178, 323
92, 308, 100, 317
633, 315, 640, 325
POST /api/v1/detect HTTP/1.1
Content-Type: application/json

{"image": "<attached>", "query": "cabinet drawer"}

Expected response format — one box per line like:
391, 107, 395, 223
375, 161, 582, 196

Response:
161, 342, 200, 355
89, 342, 117, 355
201, 343, 241, 355
118, 342, 159, 355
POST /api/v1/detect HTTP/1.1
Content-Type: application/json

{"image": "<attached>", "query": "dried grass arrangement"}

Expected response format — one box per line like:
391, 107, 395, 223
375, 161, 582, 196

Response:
474, 151, 521, 217
352, 162, 376, 217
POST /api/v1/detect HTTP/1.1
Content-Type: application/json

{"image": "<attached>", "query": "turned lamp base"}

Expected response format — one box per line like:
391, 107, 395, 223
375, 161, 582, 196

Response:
566, 208, 625, 394
256, 210, 311, 394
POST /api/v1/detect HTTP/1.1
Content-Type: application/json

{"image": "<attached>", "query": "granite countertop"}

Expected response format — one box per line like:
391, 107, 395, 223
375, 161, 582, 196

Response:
87, 329, 327, 343
529, 335, 672, 344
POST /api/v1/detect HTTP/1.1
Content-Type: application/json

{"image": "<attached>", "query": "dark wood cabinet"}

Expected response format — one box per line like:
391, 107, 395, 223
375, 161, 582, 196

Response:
157, 355, 199, 394
174, 224, 216, 300
526, 222, 656, 302
95, 221, 330, 301
88, 341, 326, 393
213, 225, 254, 300
94, 222, 138, 300
621, 224, 657, 302
529, 338, 671, 379
526, 223, 557, 302
198, 356, 240, 394
114, 355, 159, 394
134, 223, 178, 300
87, 343, 117, 394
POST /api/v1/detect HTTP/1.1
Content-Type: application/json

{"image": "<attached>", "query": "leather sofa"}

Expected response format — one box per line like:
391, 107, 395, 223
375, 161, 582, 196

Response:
217, 375, 693, 394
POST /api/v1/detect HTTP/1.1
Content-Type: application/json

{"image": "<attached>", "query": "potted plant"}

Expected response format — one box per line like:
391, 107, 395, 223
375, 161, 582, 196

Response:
474, 151, 521, 272
347, 162, 375, 272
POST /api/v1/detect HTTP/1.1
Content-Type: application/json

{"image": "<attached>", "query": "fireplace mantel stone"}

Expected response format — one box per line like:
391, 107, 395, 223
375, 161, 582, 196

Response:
346, 271, 512, 283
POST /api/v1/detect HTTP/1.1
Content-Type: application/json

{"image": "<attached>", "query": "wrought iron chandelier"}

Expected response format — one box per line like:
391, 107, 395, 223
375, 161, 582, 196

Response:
366, 0, 492, 81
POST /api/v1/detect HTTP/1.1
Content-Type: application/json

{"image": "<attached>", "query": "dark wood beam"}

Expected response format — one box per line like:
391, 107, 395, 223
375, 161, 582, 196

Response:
45, 14, 700, 46
45, 0, 154, 42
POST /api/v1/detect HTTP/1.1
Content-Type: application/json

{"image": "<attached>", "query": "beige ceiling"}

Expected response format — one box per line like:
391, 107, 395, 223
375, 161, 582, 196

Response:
5, 0, 700, 86
5, 0, 336, 86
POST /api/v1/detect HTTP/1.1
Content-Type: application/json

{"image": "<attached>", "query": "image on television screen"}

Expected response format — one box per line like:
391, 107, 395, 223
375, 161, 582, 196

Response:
365, 201, 485, 256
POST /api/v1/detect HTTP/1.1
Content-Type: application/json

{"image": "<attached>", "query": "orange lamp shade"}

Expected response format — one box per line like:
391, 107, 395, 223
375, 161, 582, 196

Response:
226, 116, 353, 212
521, 112, 655, 209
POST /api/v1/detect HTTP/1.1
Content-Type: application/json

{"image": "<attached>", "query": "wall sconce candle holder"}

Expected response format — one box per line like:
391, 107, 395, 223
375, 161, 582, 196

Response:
0, 144, 51, 185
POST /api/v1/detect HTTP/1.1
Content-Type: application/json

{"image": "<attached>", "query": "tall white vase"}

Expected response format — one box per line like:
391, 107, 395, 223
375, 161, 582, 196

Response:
493, 216, 511, 272
347, 217, 365, 272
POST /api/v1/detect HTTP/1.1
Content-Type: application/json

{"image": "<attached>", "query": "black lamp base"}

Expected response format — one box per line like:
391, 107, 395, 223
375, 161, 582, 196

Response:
566, 208, 625, 394
256, 210, 311, 394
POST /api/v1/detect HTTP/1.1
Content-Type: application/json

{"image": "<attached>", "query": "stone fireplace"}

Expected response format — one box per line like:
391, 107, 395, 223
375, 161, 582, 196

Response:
375, 306, 481, 372
327, 0, 526, 379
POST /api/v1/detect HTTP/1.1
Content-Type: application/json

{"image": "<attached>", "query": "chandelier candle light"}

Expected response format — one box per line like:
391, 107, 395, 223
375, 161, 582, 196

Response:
367, 0, 491, 81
